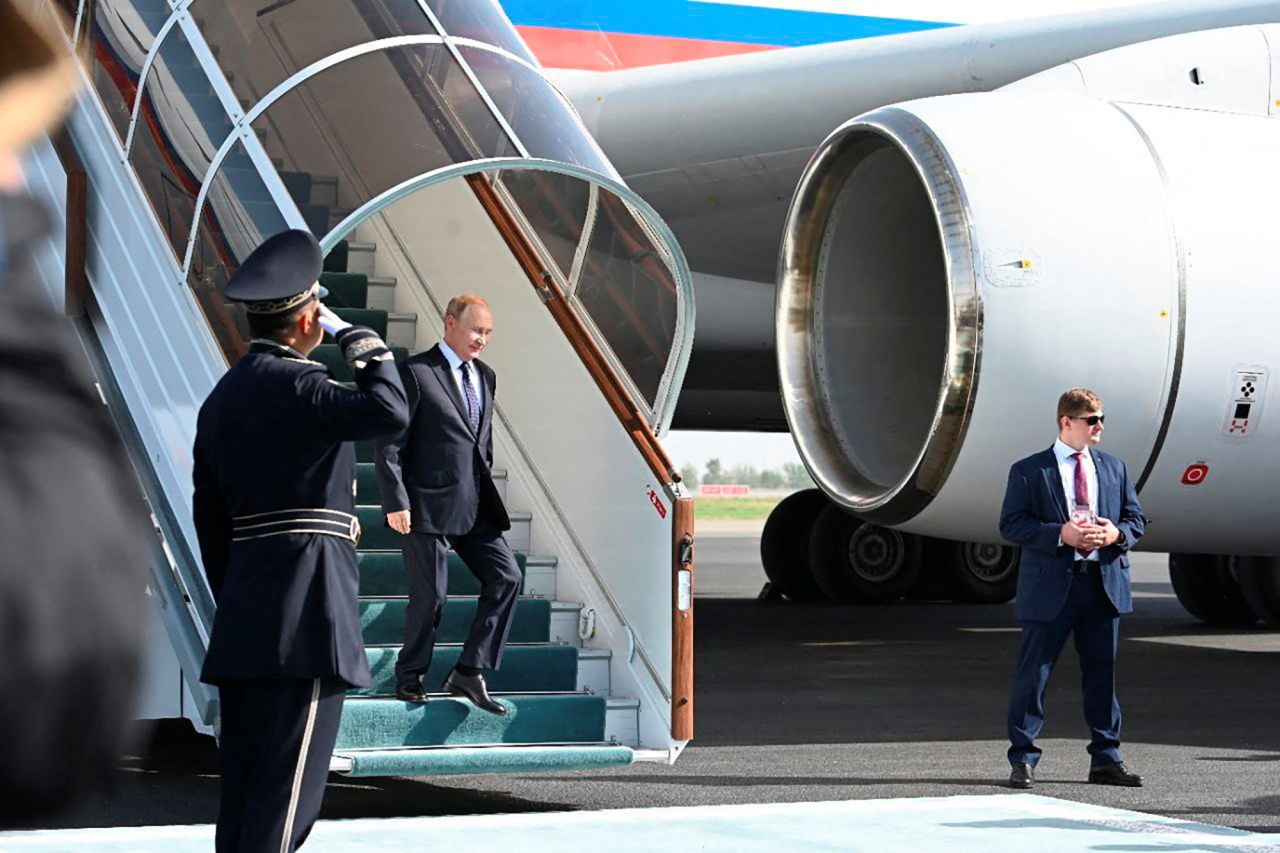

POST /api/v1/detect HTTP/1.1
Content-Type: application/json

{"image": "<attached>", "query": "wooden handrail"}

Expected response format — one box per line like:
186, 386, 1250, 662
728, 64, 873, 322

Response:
465, 170, 694, 741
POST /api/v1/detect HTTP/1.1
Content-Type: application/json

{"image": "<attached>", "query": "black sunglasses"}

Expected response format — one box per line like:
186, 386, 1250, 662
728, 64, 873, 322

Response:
1068, 414, 1106, 426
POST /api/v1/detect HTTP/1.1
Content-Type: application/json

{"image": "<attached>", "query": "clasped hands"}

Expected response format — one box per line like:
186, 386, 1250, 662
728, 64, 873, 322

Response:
1061, 516, 1120, 552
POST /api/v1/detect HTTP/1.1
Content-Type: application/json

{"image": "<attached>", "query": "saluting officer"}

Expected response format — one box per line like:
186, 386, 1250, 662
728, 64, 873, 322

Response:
192, 229, 408, 852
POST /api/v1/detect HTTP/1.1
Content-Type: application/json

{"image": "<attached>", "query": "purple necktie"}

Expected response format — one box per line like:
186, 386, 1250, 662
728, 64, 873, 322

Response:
1071, 452, 1092, 557
460, 362, 480, 433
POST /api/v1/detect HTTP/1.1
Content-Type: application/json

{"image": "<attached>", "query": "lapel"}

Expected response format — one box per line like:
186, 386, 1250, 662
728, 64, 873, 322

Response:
1091, 448, 1112, 521
477, 360, 495, 440
426, 345, 476, 438
1040, 446, 1069, 522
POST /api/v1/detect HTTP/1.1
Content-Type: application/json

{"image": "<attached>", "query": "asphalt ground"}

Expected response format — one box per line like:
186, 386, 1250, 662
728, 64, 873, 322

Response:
11, 528, 1280, 834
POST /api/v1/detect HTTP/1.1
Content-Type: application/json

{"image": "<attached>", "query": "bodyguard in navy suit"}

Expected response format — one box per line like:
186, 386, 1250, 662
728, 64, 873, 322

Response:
374, 294, 521, 714
193, 231, 408, 851
999, 388, 1146, 790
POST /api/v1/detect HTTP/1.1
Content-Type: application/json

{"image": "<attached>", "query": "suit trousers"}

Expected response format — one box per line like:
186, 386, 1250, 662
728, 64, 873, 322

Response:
394, 524, 522, 686
1007, 567, 1123, 769
216, 678, 346, 852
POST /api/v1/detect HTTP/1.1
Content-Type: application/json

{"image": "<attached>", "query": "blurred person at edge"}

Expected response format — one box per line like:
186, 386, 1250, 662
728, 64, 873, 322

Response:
0, 0, 151, 825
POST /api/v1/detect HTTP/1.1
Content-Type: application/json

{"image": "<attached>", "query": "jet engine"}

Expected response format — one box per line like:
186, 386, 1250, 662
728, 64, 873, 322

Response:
773, 25, 1280, 623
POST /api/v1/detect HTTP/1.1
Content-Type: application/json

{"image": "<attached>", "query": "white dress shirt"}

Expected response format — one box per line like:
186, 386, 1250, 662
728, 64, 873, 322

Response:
438, 340, 484, 418
1054, 438, 1099, 562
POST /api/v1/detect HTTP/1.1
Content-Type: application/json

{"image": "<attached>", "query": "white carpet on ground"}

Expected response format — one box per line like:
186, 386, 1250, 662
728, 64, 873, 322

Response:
3, 794, 1279, 852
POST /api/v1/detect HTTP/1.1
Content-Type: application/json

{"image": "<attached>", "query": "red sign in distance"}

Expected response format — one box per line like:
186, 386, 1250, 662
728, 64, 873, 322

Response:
1181, 463, 1209, 485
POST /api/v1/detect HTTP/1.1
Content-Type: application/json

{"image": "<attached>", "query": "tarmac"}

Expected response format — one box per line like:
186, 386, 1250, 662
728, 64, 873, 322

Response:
5, 519, 1278, 842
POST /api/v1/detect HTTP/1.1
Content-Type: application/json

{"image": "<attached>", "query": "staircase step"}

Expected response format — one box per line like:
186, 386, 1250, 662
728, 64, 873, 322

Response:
320, 271, 368, 309
365, 275, 396, 311
322, 239, 348, 273
311, 174, 339, 208
335, 693, 609, 750
576, 648, 611, 695
355, 462, 506, 505
357, 549, 528, 596
346, 241, 377, 277
352, 643, 580, 696
356, 507, 531, 552
386, 312, 417, 350
359, 597, 555, 645
332, 744, 634, 778
333, 307, 387, 340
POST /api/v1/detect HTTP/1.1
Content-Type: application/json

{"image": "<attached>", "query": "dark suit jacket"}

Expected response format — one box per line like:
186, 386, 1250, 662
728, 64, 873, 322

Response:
193, 337, 408, 687
374, 344, 510, 536
998, 446, 1145, 622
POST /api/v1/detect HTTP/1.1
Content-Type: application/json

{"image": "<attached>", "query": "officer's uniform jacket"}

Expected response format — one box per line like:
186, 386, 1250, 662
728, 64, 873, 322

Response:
193, 329, 408, 688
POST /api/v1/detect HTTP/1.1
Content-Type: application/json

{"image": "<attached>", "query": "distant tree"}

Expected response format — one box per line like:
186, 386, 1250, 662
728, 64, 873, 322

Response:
783, 462, 814, 490
728, 464, 762, 487
759, 468, 784, 489
704, 458, 723, 485
680, 463, 700, 489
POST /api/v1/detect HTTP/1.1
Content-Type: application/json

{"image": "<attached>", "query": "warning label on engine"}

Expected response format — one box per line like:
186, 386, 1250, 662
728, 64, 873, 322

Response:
1222, 366, 1267, 440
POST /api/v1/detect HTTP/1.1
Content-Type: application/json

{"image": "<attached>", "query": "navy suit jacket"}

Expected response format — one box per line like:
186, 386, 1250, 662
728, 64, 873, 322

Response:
998, 446, 1145, 622
374, 344, 510, 536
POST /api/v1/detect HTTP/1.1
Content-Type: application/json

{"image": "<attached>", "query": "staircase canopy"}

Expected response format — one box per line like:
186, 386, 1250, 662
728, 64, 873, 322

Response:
80, 0, 692, 433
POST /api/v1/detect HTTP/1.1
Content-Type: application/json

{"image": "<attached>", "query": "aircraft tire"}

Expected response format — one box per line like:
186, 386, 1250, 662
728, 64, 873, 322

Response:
1232, 556, 1280, 628
929, 538, 1019, 605
807, 505, 922, 604
1168, 554, 1258, 627
759, 488, 829, 601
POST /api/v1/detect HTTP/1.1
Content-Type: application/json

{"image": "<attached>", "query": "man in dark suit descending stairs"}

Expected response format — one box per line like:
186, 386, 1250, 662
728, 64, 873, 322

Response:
374, 294, 520, 714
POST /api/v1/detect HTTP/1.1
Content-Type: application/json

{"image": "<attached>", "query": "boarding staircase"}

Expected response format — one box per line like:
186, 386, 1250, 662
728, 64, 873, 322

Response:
26, 0, 693, 779
311, 238, 635, 775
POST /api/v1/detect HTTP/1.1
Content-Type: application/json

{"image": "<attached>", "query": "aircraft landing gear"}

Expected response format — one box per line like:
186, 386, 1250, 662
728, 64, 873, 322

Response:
928, 538, 1019, 604
759, 488, 829, 601
806, 505, 922, 604
1234, 556, 1280, 627
1168, 553, 1258, 627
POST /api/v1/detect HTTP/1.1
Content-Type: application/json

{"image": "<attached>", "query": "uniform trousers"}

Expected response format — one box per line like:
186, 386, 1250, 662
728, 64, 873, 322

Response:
216, 677, 346, 852
395, 522, 522, 687
1007, 567, 1123, 769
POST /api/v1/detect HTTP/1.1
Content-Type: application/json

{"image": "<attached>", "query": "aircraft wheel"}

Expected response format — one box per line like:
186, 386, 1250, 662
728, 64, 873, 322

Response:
1168, 554, 1257, 627
930, 539, 1019, 604
1232, 556, 1280, 628
807, 505, 922, 604
759, 488, 829, 601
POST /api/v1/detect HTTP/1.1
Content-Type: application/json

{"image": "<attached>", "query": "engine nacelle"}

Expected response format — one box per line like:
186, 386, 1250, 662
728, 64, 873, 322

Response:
778, 25, 1280, 554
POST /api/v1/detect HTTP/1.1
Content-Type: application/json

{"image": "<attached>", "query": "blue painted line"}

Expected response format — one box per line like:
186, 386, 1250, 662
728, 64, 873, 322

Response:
499, 0, 955, 48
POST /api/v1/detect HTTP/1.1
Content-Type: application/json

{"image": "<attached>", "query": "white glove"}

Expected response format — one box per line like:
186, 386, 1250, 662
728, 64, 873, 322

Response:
318, 304, 352, 336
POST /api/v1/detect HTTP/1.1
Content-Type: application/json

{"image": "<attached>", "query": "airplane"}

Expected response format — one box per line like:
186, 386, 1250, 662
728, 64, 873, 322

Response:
493, 0, 1280, 628
28, 0, 1279, 783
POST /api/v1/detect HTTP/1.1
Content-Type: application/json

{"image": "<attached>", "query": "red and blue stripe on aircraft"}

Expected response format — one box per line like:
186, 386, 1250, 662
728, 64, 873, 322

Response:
499, 1, 954, 70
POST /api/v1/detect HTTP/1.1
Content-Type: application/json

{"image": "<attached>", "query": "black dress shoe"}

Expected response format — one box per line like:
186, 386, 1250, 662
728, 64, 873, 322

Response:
394, 682, 428, 704
443, 669, 507, 715
1088, 762, 1143, 787
1009, 763, 1035, 789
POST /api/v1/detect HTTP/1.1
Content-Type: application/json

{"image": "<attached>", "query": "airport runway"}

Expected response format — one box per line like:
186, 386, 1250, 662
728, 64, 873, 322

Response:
12, 524, 1279, 835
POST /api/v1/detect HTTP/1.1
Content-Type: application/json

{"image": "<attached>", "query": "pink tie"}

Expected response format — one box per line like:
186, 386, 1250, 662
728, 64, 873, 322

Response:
1071, 452, 1092, 557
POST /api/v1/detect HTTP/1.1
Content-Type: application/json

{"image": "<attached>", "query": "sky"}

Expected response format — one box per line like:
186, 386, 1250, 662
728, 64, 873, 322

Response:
663, 430, 804, 471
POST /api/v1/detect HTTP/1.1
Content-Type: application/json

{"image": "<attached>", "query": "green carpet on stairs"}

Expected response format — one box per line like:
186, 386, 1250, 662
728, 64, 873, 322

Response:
358, 550, 528, 596
360, 597, 552, 645
353, 643, 579, 695
319, 271, 368, 309
336, 694, 608, 749
334, 745, 634, 777
322, 239, 348, 273
333, 307, 388, 339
